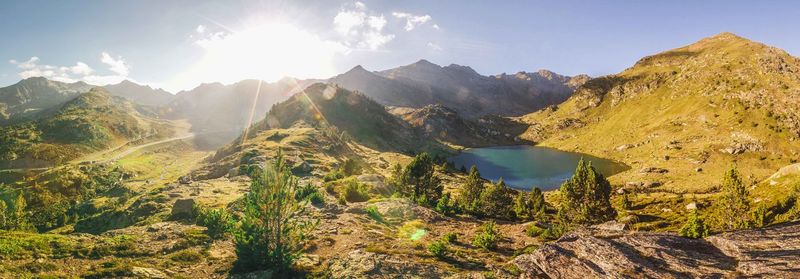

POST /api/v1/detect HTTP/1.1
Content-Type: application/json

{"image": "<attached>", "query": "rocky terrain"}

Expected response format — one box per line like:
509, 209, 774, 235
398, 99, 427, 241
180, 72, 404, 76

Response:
515, 221, 800, 278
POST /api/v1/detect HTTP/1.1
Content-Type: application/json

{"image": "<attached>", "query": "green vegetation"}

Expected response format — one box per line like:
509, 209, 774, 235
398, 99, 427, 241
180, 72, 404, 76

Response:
457, 165, 483, 213
442, 232, 458, 244
679, 210, 709, 239
477, 178, 516, 220
393, 152, 443, 205
558, 158, 616, 225
365, 205, 383, 223
434, 192, 458, 215
714, 166, 751, 230
340, 179, 371, 203
514, 187, 546, 220
427, 240, 448, 258
472, 221, 500, 250
397, 220, 427, 241
296, 183, 325, 205
233, 151, 316, 273
195, 206, 234, 239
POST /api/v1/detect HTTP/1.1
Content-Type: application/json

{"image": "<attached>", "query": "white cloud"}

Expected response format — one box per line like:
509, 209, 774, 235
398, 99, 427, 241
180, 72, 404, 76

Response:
333, 2, 395, 50
432, 24, 440, 30
8, 53, 130, 85
196, 25, 206, 33
427, 42, 442, 51
101, 52, 130, 76
392, 12, 432, 31
69, 62, 93, 75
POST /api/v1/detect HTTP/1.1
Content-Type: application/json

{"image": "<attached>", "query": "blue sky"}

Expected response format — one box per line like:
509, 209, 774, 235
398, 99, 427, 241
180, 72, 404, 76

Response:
1, 0, 798, 92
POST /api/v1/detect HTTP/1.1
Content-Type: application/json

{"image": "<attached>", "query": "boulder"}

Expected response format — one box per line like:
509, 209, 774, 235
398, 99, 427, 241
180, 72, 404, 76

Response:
328, 249, 446, 279
170, 199, 196, 219
131, 267, 168, 279
640, 167, 669, 174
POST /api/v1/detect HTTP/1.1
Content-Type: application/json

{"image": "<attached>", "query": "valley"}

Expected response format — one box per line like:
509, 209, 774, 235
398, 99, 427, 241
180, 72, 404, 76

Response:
1, 32, 799, 278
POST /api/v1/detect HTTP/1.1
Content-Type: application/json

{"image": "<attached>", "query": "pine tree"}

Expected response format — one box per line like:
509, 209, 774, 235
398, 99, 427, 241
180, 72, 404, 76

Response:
558, 158, 616, 225
399, 153, 442, 205
514, 187, 546, 220
679, 209, 709, 239
477, 178, 516, 219
458, 165, 483, 213
716, 166, 750, 230
233, 151, 316, 273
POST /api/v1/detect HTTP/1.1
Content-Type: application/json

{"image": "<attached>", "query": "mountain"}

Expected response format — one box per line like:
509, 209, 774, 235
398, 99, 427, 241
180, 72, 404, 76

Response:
520, 32, 800, 194
329, 60, 588, 117
165, 79, 308, 140
0, 87, 171, 168
389, 104, 531, 147
0, 77, 94, 123
103, 80, 174, 106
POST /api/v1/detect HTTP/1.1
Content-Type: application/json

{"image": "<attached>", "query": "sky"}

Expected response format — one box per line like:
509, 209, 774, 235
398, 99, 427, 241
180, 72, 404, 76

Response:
0, 0, 798, 92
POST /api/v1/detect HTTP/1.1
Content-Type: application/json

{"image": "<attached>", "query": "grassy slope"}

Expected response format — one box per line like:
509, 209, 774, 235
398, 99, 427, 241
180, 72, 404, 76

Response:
519, 33, 800, 230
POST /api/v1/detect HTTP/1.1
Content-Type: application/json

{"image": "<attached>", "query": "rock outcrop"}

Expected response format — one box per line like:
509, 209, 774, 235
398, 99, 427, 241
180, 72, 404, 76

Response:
514, 222, 800, 278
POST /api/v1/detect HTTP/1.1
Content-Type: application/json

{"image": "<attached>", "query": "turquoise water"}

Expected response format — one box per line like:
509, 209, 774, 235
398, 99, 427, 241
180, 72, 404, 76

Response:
448, 145, 629, 191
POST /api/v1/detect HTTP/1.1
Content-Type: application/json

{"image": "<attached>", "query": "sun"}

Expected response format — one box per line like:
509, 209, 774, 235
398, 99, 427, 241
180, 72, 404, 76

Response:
169, 22, 346, 90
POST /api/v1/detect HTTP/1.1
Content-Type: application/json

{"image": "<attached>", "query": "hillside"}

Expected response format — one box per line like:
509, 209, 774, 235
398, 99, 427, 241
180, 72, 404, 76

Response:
164, 78, 308, 146
0, 77, 94, 123
389, 104, 531, 147
330, 60, 587, 117
518, 32, 800, 227
0, 87, 172, 168
103, 80, 175, 107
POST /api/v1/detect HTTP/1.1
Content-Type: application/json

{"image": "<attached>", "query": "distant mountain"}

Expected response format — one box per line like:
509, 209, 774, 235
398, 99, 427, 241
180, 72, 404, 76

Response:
0, 87, 170, 168
389, 104, 531, 147
329, 60, 588, 117
0, 77, 94, 123
164, 78, 308, 143
520, 32, 800, 191
103, 80, 174, 106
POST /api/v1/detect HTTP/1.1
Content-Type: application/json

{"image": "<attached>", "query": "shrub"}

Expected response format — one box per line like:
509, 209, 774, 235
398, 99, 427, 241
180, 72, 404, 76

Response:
233, 151, 316, 273
195, 206, 234, 239
715, 166, 750, 230
323, 169, 344, 182
340, 179, 371, 203
365, 205, 383, 223
296, 184, 325, 205
477, 179, 516, 220
341, 158, 362, 176
435, 192, 458, 216
751, 203, 769, 228
619, 193, 632, 210
427, 240, 448, 258
472, 221, 499, 250
170, 250, 203, 263
679, 210, 709, 239
514, 187, 546, 220
442, 232, 458, 243
558, 159, 616, 225
538, 224, 566, 241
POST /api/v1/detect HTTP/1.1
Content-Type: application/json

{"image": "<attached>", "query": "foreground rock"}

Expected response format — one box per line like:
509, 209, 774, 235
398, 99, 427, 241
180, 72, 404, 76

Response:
514, 222, 800, 278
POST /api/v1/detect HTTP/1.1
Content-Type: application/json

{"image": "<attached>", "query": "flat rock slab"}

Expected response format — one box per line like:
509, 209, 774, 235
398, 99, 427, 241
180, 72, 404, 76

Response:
515, 222, 800, 278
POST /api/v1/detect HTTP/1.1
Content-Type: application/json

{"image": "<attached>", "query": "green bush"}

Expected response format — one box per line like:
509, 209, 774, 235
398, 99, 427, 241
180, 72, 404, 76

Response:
195, 206, 234, 239
538, 224, 566, 241
323, 169, 345, 182
427, 240, 448, 258
340, 179, 371, 203
170, 250, 203, 263
514, 187, 546, 220
472, 221, 499, 250
365, 205, 383, 223
442, 232, 458, 244
715, 166, 751, 230
435, 192, 458, 216
233, 151, 316, 273
679, 210, 709, 239
394, 153, 442, 206
296, 184, 325, 205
